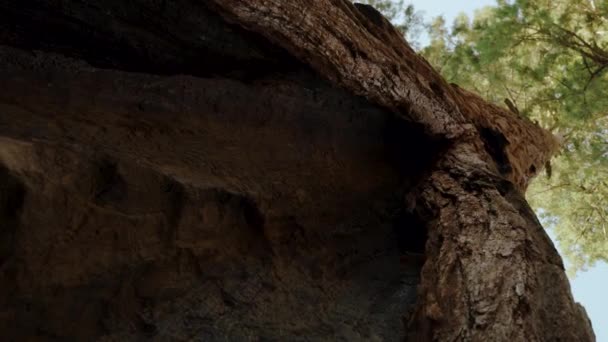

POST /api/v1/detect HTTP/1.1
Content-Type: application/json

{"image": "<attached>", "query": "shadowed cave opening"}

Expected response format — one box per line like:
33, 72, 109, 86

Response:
0, 166, 25, 220
0, 166, 26, 265
0, 1, 445, 339
394, 210, 428, 257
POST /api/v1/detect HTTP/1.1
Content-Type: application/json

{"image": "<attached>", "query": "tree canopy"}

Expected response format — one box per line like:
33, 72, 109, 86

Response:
357, 0, 608, 274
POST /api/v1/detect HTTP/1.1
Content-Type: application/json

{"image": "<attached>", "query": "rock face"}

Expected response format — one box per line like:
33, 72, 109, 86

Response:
0, 1, 595, 341
0, 2, 434, 340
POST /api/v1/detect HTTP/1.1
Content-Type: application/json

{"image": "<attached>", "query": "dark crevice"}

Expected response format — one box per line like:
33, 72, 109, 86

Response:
241, 197, 265, 234
0, 166, 26, 265
383, 113, 450, 183
383, 113, 447, 268
393, 210, 428, 256
0, 0, 305, 80
210, 189, 266, 236
93, 159, 127, 205
0, 166, 25, 219
479, 126, 512, 175
162, 177, 186, 229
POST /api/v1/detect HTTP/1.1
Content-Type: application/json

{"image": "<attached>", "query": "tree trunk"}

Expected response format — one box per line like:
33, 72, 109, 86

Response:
0, 0, 594, 341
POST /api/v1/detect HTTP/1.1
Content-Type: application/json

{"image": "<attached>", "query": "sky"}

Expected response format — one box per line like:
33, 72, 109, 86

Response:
547, 229, 608, 342
407, 0, 495, 47
407, 0, 494, 23
403, 0, 608, 339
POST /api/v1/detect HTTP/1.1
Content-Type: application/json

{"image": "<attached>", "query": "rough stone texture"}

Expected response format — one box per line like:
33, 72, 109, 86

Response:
0, 0, 594, 341
0, 6, 431, 339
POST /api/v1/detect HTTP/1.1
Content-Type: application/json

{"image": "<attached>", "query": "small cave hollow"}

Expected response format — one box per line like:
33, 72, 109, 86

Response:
383, 113, 449, 184
93, 159, 127, 205
0, 166, 26, 220
393, 209, 428, 267
479, 126, 512, 175
0, 165, 26, 264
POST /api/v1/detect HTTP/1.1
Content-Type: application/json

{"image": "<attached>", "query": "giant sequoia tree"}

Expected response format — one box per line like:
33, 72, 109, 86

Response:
419, 0, 608, 273
0, 0, 596, 341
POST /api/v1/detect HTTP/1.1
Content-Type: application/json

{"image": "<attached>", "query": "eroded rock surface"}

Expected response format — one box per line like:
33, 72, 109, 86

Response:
0, 2, 439, 340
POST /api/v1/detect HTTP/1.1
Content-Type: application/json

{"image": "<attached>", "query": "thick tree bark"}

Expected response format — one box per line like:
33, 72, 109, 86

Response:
0, 0, 594, 341
407, 145, 594, 341
197, 1, 595, 340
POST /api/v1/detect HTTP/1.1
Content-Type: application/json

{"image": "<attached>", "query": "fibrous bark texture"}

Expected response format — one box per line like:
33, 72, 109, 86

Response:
0, 0, 594, 341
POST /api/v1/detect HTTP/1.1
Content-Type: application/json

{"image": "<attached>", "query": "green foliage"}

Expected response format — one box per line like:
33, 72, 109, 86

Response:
529, 115, 608, 274
359, 0, 608, 274
420, 0, 608, 274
